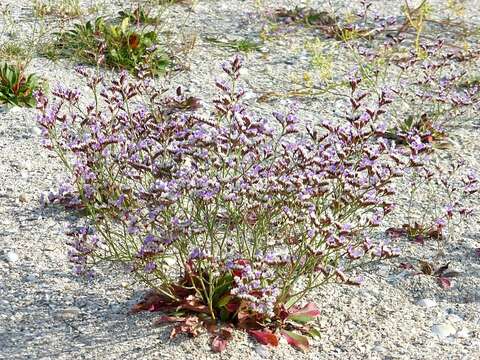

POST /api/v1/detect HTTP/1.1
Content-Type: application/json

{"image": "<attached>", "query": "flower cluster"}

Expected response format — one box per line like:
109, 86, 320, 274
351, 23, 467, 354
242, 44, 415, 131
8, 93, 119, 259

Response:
36, 55, 431, 318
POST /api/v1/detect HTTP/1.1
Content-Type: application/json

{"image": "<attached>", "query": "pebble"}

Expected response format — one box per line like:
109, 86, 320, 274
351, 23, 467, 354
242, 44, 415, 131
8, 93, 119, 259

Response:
432, 323, 457, 338
456, 328, 470, 338
19, 193, 29, 203
24, 274, 37, 282
372, 345, 387, 353
55, 307, 81, 320
4, 251, 19, 263
31, 126, 42, 136
254, 345, 269, 357
417, 298, 437, 308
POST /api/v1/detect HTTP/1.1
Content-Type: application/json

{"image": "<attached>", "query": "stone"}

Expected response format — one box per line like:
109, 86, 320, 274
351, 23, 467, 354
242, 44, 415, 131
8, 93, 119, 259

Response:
432, 323, 456, 338
456, 328, 470, 338
254, 345, 269, 357
5, 251, 19, 263
417, 298, 437, 308
19, 193, 29, 202
31, 126, 42, 136
55, 307, 81, 320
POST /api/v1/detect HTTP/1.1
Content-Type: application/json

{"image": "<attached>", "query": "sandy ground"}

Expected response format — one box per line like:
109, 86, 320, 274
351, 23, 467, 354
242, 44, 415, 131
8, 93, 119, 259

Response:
1, 1, 480, 359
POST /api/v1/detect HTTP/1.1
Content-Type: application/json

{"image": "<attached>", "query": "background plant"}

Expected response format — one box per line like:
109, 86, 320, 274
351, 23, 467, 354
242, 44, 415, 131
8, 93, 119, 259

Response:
53, 17, 169, 74
0, 63, 41, 107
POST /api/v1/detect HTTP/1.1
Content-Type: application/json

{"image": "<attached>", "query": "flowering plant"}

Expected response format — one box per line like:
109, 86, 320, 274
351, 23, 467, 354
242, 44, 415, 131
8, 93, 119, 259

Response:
36, 56, 430, 351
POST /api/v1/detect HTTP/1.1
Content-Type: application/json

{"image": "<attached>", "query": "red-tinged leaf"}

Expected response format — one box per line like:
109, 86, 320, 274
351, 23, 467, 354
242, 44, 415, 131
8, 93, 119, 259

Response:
249, 330, 279, 346
211, 335, 229, 352
180, 295, 210, 314
399, 262, 415, 270
287, 303, 321, 324
169, 316, 202, 339
153, 315, 185, 326
438, 277, 452, 289
129, 290, 170, 314
211, 326, 234, 352
220, 326, 234, 340
386, 227, 406, 238
434, 262, 450, 277
281, 330, 309, 352
237, 309, 262, 330
128, 33, 140, 49
225, 301, 240, 313
413, 234, 425, 245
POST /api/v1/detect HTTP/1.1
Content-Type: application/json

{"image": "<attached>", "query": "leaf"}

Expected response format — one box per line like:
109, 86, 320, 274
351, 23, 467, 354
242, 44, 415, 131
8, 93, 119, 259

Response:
249, 330, 279, 346
475, 248, 480, 257
386, 227, 407, 239
129, 290, 170, 314
419, 260, 434, 275
180, 295, 210, 314
211, 326, 233, 352
437, 277, 452, 289
211, 335, 229, 352
121, 17, 130, 34
153, 315, 185, 326
128, 34, 140, 49
281, 330, 309, 352
217, 294, 232, 307
399, 262, 415, 270
434, 262, 450, 277
287, 303, 321, 324
307, 327, 321, 338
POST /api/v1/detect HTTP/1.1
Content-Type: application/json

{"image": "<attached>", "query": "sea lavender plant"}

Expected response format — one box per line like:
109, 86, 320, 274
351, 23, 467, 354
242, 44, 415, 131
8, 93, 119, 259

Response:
36, 56, 432, 351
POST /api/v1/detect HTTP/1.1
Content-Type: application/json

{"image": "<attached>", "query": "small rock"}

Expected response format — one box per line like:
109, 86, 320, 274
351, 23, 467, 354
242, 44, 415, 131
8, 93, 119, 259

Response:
417, 298, 437, 308
456, 328, 470, 338
372, 345, 387, 353
254, 344, 269, 357
4, 251, 19, 263
55, 307, 81, 320
24, 274, 37, 282
31, 126, 42, 136
432, 323, 456, 338
19, 193, 29, 203
446, 313, 463, 322
110, 305, 123, 314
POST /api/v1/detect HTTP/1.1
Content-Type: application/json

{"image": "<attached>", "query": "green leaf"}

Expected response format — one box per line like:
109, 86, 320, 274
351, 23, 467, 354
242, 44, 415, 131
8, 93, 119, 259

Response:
217, 294, 232, 308
287, 303, 320, 324
121, 17, 130, 34
307, 328, 321, 339
281, 330, 309, 352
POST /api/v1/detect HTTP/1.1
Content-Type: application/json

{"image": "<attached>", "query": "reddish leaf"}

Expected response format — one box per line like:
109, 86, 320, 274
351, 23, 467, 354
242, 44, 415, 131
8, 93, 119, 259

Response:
386, 227, 406, 238
281, 330, 309, 352
211, 326, 233, 353
399, 262, 415, 270
128, 34, 140, 49
287, 303, 320, 324
211, 335, 229, 352
437, 277, 452, 289
169, 316, 202, 339
129, 290, 170, 314
180, 295, 210, 314
153, 315, 185, 326
237, 304, 263, 329
225, 301, 240, 313
220, 326, 234, 339
413, 234, 425, 245
434, 262, 450, 277
249, 330, 279, 346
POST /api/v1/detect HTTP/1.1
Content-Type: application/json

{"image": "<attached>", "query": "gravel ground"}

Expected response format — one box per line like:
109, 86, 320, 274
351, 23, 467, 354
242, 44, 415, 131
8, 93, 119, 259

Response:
1, 1, 480, 359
